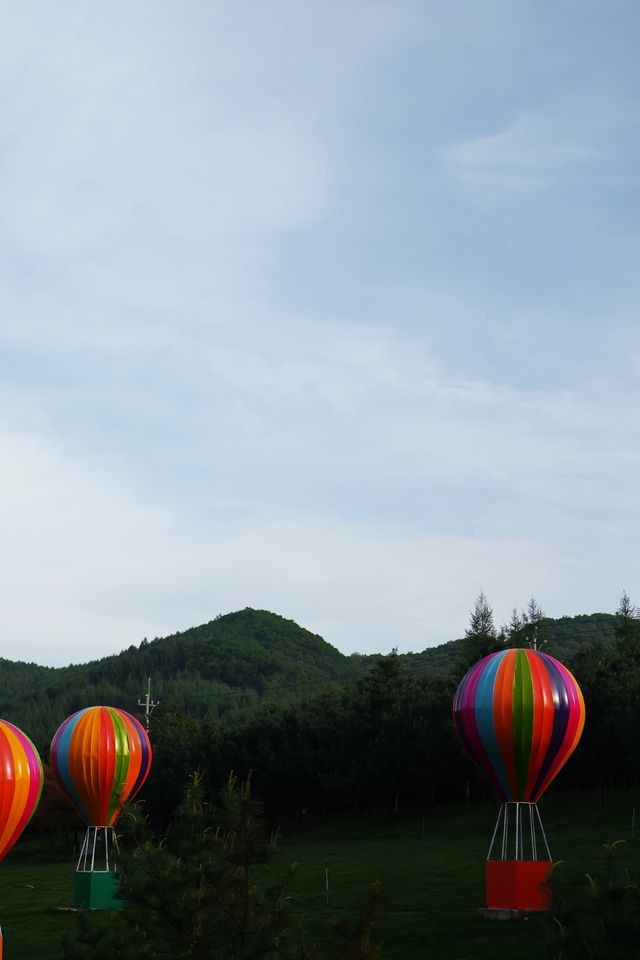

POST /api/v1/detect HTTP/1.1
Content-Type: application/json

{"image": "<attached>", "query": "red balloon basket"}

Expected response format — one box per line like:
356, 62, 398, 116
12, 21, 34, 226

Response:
485, 801, 552, 912
486, 861, 551, 910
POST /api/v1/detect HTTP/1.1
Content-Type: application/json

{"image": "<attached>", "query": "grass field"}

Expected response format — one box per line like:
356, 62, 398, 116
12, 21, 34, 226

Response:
273, 789, 640, 959
0, 789, 637, 959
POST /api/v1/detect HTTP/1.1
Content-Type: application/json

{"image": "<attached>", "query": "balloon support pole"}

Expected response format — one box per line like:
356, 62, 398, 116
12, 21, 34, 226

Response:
483, 803, 552, 913
75, 827, 122, 910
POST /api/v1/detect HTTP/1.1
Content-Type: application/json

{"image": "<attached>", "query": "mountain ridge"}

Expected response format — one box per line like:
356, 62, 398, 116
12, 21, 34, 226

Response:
0, 607, 619, 749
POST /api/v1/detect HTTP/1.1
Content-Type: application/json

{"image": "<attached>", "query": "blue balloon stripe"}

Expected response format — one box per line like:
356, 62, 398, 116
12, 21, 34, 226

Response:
55, 710, 93, 826
474, 650, 512, 801
453, 661, 510, 794
454, 648, 584, 803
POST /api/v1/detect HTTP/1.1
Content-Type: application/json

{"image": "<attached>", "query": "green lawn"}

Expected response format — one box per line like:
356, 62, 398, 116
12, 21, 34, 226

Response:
0, 854, 73, 959
271, 789, 640, 960
0, 790, 637, 959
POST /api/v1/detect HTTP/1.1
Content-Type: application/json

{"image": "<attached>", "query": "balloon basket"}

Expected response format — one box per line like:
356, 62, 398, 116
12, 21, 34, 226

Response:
75, 871, 122, 910
485, 803, 552, 911
75, 827, 122, 910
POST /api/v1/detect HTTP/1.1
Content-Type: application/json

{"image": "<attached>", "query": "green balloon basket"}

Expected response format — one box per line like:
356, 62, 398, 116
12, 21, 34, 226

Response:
75, 826, 122, 910
75, 871, 122, 910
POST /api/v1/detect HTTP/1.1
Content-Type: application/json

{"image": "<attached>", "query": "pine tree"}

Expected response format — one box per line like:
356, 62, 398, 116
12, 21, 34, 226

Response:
522, 596, 547, 649
456, 592, 502, 674
615, 590, 640, 657
64, 772, 288, 960
500, 608, 525, 645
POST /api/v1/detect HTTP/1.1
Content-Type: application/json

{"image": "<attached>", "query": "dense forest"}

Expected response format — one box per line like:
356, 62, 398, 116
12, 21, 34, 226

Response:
0, 609, 360, 748
10, 596, 640, 836
0, 604, 619, 750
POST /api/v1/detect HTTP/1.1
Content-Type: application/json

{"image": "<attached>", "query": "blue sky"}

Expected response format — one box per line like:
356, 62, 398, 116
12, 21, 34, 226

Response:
1, 1, 639, 665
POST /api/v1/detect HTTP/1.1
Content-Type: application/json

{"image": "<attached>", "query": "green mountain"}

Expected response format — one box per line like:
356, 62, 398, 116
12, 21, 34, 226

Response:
0, 609, 359, 750
0, 607, 620, 751
393, 611, 619, 676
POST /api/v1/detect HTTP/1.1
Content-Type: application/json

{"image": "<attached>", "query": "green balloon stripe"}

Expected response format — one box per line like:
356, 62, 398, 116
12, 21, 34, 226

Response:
106, 707, 130, 824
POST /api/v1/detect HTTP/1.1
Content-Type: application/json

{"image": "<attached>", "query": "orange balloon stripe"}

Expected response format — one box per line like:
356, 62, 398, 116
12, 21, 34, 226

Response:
569, 681, 586, 755
0, 728, 18, 857
119, 712, 142, 805
73, 710, 97, 825
3, 724, 44, 856
454, 648, 585, 803
533, 663, 586, 801
522, 651, 554, 800
0, 725, 30, 857
492, 651, 518, 799
89, 709, 104, 822
533, 667, 583, 800
69, 709, 106, 825
51, 706, 152, 827
0, 721, 42, 861
100, 708, 116, 825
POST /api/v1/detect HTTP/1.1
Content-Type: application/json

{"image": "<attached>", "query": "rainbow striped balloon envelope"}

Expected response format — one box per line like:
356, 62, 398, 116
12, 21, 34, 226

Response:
0, 720, 43, 860
453, 649, 585, 803
50, 706, 152, 827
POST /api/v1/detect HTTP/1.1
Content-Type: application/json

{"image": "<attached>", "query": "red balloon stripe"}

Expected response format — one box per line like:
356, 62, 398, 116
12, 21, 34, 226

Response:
51, 706, 152, 827
453, 649, 585, 803
0, 721, 43, 861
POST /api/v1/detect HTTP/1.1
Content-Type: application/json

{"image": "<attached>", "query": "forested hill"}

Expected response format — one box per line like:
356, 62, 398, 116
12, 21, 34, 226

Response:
0, 609, 359, 749
0, 608, 619, 750
395, 611, 618, 675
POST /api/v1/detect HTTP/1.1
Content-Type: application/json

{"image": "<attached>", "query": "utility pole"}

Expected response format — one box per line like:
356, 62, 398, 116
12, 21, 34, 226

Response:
529, 624, 547, 653
138, 678, 159, 731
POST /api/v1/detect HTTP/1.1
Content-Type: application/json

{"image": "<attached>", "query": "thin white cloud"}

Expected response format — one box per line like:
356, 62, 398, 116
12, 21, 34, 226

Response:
443, 112, 599, 194
0, 424, 579, 664
1, 2, 639, 666
1, 331, 639, 666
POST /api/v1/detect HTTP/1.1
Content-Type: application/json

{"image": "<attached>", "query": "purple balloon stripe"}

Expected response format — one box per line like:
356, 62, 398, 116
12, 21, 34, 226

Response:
454, 652, 509, 800
534, 657, 583, 796
453, 648, 584, 805
3, 722, 43, 845
119, 711, 152, 799
454, 658, 485, 712
530, 654, 570, 800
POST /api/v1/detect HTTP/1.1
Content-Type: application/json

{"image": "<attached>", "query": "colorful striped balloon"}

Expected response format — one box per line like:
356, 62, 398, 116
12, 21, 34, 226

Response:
453, 649, 585, 803
50, 706, 152, 827
0, 720, 43, 860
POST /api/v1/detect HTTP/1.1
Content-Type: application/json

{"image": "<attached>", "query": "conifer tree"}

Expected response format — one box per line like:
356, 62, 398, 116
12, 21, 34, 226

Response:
614, 590, 640, 657
455, 591, 502, 674
64, 772, 288, 960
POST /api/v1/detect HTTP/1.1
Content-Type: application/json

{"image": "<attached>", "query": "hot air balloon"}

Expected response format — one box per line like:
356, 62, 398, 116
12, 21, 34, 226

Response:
50, 706, 152, 909
453, 648, 585, 911
0, 720, 43, 859
0, 720, 43, 957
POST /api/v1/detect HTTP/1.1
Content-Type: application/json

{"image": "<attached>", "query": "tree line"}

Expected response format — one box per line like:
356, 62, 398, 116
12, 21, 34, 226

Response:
21, 592, 640, 837
129, 592, 640, 829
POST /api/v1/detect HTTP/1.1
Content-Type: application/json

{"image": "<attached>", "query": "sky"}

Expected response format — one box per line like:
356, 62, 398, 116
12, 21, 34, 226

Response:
1, 1, 640, 666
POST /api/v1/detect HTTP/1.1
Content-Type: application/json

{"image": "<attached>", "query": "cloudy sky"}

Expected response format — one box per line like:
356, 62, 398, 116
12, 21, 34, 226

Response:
2, 1, 639, 666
